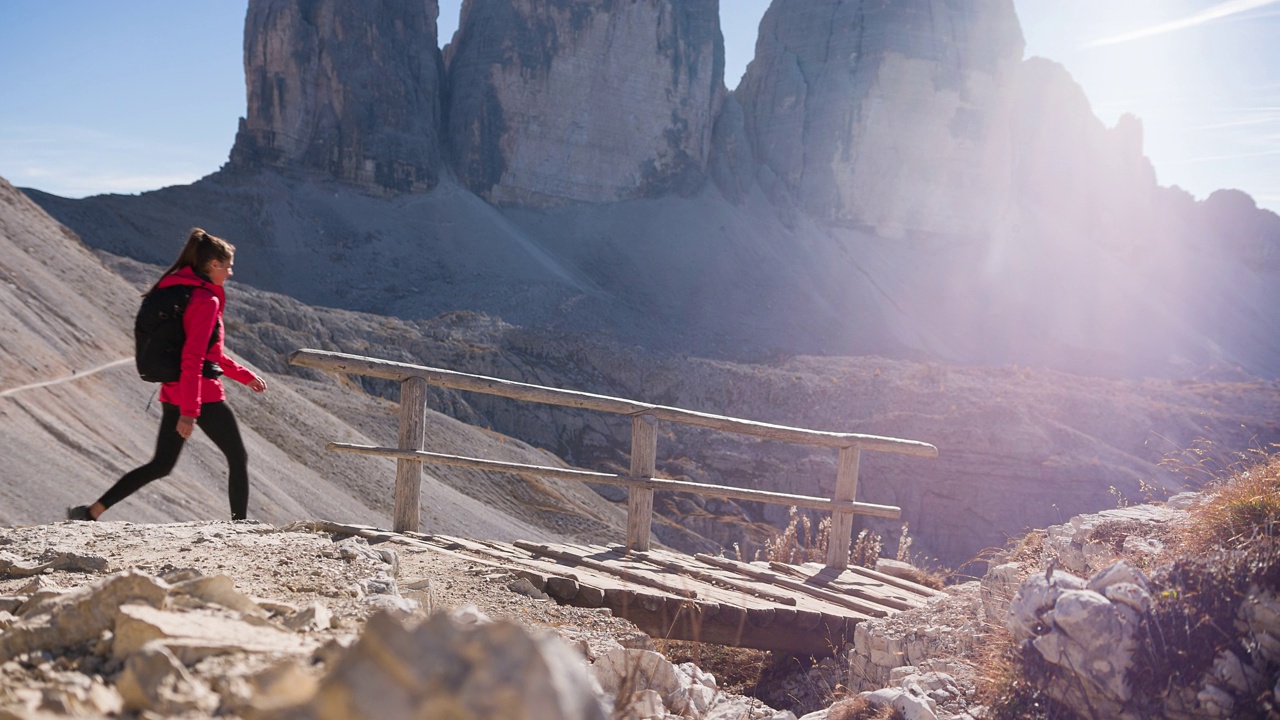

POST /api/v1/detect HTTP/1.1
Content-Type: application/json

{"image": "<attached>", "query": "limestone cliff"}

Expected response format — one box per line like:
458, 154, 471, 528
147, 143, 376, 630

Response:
1001, 58, 1157, 251
229, 0, 445, 192
445, 0, 725, 206
732, 0, 1025, 238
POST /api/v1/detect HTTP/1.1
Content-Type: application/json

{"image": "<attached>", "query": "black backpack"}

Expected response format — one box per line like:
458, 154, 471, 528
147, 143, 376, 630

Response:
134, 285, 223, 383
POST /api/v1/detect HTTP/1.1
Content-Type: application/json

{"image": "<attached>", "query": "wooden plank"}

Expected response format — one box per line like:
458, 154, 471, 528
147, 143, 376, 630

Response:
289, 349, 939, 455
439, 538, 621, 607
413, 535, 612, 607
395, 535, 879, 653
825, 446, 860, 569
633, 553, 799, 607
696, 554, 885, 619
538, 543, 800, 618
566, 546, 840, 634
328, 443, 900, 517
800, 562, 942, 599
394, 377, 429, 533
627, 415, 657, 551
514, 542, 699, 600
773, 563, 930, 611
636, 550, 831, 621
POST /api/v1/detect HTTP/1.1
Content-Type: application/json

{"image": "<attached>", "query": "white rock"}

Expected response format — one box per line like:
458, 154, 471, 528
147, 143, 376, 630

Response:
1196, 684, 1235, 717
592, 648, 683, 699
113, 604, 316, 664
1240, 588, 1280, 664
279, 611, 604, 720
614, 688, 667, 720
1211, 649, 1262, 695
362, 595, 420, 618
507, 576, 551, 601
0, 570, 169, 661
449, 603, 492, 625
670, 682, 717, 717
977, 563, 1029, 620
169, 574, 266, 617
116, 642, 219, 715
890, 665, 919, 683
1102, 582, 1152, 614
1009, 561, 1152, 717
284, 602, 333, 632
677, 660, 717, 689
1087, 561, 1150, 594
861, 687, 938, 720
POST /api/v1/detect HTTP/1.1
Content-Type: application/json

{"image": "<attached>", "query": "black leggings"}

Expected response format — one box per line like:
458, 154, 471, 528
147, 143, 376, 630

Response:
98, 401, 249, 520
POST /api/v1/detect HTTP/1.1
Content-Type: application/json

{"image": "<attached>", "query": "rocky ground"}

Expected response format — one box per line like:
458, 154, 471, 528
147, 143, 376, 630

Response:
0, 520, 796, 719
6, 492, 1275, 720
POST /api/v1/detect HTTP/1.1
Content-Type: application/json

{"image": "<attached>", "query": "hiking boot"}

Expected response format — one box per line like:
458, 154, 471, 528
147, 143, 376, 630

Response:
66, 505, 95, 521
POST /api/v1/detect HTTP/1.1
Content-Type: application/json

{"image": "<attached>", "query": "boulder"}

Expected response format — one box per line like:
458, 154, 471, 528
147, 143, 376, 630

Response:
268, 611, 606, 720
1044, 504, 1185, 576
168, 574, 268, 617
1007, 561, 1151, 718
0, 570, 169, 662
284, 602, 334, 632
113, 604, 316, 664
858, 687, 937, 720
116, 642, 220, 715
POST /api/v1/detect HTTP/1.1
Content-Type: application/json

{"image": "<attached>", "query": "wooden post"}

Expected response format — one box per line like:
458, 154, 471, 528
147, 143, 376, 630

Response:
627, 414, 658, 552
825, 445, 861, 569
394, 376, 429, 533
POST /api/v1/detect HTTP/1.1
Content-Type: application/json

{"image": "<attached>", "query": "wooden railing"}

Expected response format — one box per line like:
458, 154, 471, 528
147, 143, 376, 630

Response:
289, 349, 938, 569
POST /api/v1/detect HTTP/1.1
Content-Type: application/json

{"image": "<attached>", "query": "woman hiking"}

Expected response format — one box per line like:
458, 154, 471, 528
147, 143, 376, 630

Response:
68, 228, 267, 522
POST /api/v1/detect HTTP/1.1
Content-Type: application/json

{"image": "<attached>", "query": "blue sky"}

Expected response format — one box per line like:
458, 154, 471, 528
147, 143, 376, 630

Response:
1, 0, 1276, 212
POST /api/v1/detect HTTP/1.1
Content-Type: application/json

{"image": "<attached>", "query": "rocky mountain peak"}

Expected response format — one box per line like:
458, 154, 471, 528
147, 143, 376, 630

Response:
445, 0, 725, 206
732, 0, 1025, 238
229, 0, 445, 192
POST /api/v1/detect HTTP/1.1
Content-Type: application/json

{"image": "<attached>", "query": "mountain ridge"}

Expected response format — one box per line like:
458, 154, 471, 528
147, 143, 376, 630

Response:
23, 0, 1280, 379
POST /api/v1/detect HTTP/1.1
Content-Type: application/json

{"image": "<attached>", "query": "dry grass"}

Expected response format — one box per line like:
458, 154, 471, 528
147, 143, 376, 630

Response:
825, 696, 904, 719
1128, 450, 1280, 717
850, 529, 882, 569
762, 507, 831, 564
973, 621, 1079, 720
1007, 528, 1047, 564
1172, 450, 1280, 555
657, 639, 770, 697
760, 507, 894, 572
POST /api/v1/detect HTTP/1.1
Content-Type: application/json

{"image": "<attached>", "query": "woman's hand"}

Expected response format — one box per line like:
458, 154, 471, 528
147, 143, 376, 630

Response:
177, 415, 196, 439
248, 375, 268, 393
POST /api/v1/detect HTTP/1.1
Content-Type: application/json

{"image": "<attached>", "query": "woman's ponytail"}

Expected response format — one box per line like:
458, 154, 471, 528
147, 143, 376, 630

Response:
145, 228, 236, 296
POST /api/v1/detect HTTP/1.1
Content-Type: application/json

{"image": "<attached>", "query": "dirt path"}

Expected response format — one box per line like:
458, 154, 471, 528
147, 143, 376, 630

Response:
0, 357, 132, 399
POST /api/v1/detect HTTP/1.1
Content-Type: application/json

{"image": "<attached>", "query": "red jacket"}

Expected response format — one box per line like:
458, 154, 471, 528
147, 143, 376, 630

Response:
156, 266, 255, 417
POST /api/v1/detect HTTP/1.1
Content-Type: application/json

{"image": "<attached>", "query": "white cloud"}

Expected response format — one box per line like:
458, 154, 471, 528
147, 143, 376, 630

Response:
1088, 0, 1280, 46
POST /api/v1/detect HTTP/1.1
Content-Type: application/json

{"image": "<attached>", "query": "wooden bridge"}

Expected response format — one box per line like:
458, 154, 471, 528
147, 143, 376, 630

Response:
303, 521, 940, 656
289, 349, 940, 653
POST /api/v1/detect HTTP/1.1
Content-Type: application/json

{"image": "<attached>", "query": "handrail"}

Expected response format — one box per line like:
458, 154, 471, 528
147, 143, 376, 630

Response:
289, 350, 938, 455
289, 348, 938, 569
327, 443, 903, 518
